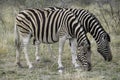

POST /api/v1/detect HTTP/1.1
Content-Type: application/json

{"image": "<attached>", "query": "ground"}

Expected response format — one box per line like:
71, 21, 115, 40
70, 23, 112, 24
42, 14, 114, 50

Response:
0, 3, 120, 80
0, 33, 120, 80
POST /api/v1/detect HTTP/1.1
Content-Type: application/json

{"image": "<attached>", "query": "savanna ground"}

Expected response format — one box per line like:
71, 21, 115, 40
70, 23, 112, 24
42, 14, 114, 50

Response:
0, 0, 120, 80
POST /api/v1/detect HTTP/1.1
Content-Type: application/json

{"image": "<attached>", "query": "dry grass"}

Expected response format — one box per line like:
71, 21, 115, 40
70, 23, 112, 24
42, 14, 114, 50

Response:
0, 4, 120, 80
0, 31, 120, 80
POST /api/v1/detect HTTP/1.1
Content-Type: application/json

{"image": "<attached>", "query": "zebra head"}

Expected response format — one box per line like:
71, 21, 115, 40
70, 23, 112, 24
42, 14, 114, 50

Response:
97, 33, 112, 61
77, 41, 92, 71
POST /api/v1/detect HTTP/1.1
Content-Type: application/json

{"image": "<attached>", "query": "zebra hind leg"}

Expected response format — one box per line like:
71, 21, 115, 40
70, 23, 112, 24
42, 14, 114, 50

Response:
47, 44, 56, 59
14, 24, 23, 68
22, 35, 33, 69
35, 41, 40, 62
15, 39, 23, 68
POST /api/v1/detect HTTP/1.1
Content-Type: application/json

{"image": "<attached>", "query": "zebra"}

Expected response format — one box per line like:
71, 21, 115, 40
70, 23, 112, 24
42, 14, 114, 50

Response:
45, 7, 112, 62
14, 8, 91, 72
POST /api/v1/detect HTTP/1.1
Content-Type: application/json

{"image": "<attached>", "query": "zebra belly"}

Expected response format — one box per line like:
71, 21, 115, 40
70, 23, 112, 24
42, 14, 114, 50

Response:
38, 33, 59, 44
40, 38, 59, 44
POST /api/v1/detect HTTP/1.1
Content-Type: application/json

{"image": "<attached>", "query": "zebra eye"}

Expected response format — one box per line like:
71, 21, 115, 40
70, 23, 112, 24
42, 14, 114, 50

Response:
83, 52, 87, 55
103, 34, 111, 42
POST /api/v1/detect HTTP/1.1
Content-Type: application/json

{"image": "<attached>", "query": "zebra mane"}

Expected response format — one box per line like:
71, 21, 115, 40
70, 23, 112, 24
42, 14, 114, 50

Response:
90, 13, 111, 42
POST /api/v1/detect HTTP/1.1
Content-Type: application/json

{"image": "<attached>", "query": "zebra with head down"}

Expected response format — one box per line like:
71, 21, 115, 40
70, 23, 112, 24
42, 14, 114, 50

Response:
14, 8, 91, 73
44, 7, 112, 69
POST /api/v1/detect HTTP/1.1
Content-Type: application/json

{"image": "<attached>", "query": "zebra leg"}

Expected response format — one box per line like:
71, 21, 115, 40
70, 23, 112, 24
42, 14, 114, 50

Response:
58, 36, 66, 73
35, 42, 40, 61
15, 44, 23, 68
15, 24, 23, 68
22, 35, 33, 69
69, 38, 80, 68
47, 44, 52, 57
47, 44, 56, 59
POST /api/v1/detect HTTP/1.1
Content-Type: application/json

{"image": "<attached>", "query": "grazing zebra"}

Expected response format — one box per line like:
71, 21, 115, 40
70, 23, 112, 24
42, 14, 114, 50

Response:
14, 8, 91, 72
45, 7, 112, 62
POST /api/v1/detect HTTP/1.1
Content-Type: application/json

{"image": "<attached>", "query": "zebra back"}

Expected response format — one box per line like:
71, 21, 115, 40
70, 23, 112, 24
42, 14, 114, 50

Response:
16, 8, 89, 45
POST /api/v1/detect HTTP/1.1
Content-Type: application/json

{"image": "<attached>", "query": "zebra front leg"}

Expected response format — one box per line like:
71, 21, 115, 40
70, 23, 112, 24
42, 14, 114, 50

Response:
22, 35, 33, 69
35, 41, 40, 61
47, 44, 56, 59
58, 36, 66, 73
69, 38, 80, 69
47, 44, 53, 57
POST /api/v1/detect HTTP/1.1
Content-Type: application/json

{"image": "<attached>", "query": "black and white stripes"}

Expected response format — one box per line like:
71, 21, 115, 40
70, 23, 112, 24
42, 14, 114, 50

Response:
46, 7, 112, 62
15, 8, 91, 72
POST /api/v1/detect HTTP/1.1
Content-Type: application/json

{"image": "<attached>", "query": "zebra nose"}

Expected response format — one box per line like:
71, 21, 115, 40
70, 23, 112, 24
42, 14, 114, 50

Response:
106, 55, 112, 62
105, 54, 112, 62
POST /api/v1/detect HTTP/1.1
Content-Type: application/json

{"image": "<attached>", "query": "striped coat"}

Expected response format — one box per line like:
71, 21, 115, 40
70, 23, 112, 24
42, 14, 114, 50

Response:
15, 8, 91, 72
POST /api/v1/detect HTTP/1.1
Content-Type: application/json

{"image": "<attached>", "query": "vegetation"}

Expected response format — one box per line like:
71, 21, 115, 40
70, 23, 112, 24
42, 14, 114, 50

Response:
0, 0, 120, 80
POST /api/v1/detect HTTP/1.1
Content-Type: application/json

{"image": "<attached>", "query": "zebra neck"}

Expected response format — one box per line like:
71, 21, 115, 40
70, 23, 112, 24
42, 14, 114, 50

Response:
76, 31, 90, 47
89, 25, 106, 45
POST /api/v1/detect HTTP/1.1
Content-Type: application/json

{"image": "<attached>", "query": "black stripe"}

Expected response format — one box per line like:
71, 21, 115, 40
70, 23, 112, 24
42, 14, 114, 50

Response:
62, 10, 71, 33
46, 11, 53, 42
91, 22, 99, 37
27, 9, 40, 40
95, 28, 103, 41
51, 10, 59, 42
69, 15, 76, 36
72, 22, 78, 36
82, 14, 89, 32
56, 10, 62, 33
46, 10, 50, 17
16, 18, 31, 31
84, 15, 91, 32
77, 34, 86, 46
75, 26, 82, 38
90, 18, 96, 35
17, 24, 29, 32
78, 10, 87, 20
36, 9, 46, 41
17, 16, 32, 31
58, 10, 64, 31
89, 17, 95, 29
55, 10, 62, 36
49, 7, 56, 10
20, 30, 29, 34
19, 12, 36, 40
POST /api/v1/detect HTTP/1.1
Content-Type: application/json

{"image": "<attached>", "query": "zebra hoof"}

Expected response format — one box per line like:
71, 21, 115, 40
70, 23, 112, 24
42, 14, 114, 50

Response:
36, 57, 40, 62
58, 70, 63, 74
75, 64, 80, 69
58, 67, 64, 74
16, 62, 23, 68
28, 63, 34, 69
29, 65, 34, 69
